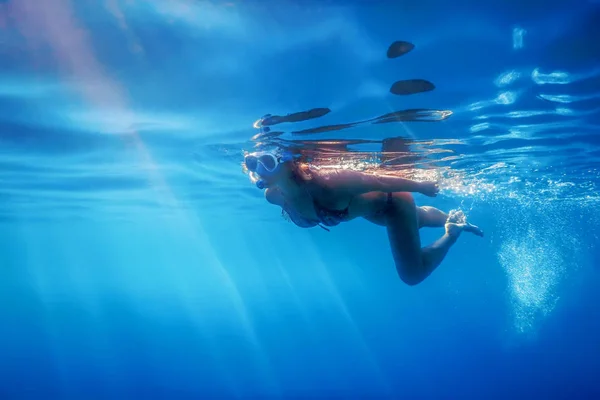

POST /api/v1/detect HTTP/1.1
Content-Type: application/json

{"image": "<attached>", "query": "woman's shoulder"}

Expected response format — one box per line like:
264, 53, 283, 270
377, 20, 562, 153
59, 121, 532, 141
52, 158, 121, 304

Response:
300, 165, 346, 189
295, 163, 339, 182
293, 162, 314, 181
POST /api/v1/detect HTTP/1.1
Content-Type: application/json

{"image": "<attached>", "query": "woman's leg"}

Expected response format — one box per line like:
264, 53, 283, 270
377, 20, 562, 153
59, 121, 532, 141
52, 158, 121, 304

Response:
358, 195, 449, 229
385, 193, 478, 286
355, 192, 484, 285
417, 206, 448, 228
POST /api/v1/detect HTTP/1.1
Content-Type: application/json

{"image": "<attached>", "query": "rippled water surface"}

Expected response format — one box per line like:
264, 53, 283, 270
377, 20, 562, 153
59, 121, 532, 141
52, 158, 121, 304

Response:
1, 1, 599, 398
2, 0, 599, 221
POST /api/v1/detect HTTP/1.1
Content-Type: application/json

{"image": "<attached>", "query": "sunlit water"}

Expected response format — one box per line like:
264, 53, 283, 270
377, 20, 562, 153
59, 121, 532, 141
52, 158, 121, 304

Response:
1, 1, 599, 399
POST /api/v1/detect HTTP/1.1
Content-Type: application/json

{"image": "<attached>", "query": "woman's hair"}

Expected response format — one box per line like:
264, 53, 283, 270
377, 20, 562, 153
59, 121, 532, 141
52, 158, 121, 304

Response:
241, 159, 260, 186
289, 159, 313, 183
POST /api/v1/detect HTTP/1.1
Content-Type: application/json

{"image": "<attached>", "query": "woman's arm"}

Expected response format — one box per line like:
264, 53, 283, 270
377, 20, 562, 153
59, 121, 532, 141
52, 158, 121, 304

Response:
318, 169, 439, 197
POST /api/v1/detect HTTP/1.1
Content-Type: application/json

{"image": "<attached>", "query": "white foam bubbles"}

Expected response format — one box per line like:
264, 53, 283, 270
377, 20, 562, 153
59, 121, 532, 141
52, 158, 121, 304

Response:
498, 228, 564, 334
495, 91, 517, 105
532, 68, 571, 85
512, 27, 526, 49
495, 70, 522, 87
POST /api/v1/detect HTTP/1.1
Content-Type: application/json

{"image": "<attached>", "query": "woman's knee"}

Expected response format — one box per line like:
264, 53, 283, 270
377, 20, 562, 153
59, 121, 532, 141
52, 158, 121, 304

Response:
395, 258, 426, 286
397, 269, 424, 286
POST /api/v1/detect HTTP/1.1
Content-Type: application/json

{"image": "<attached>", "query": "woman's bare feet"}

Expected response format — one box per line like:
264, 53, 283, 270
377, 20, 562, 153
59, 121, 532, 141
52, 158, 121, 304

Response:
445, 210, 484, 238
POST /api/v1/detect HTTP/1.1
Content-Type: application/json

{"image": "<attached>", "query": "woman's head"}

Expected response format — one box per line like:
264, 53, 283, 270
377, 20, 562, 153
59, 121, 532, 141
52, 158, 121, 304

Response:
243, 149, 295, 189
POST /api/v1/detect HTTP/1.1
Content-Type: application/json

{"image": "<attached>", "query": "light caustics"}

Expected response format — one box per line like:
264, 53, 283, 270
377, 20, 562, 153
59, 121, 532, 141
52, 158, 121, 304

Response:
2, 0, 172, 201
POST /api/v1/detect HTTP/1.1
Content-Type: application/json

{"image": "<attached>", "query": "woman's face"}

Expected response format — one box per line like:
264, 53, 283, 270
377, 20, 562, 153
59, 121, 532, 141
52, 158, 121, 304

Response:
256, 162, 292, 189
244, 152, 290, 189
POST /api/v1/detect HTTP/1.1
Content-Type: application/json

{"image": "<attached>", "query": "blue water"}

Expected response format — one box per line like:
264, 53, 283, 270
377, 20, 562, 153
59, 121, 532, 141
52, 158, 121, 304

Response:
1, 0, 600, 398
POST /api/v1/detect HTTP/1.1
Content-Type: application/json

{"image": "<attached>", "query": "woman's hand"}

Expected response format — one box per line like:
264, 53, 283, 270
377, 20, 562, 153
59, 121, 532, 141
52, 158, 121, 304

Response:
419, 181, 440, 197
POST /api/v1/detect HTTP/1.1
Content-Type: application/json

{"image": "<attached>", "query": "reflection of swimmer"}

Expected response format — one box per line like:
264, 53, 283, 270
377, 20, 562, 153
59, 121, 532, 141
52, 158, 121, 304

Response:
243, 148, 484, 286
253, 108, 331, 128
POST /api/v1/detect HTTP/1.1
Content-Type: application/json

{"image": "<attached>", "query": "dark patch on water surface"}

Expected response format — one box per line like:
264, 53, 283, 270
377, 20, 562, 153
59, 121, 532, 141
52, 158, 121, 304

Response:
258, 108, 331, 127
390, 79, 436, 95
386, 41, 415, 58
373, 108, 451, 123
288, 108, 451, 136
291, 122, 358, 135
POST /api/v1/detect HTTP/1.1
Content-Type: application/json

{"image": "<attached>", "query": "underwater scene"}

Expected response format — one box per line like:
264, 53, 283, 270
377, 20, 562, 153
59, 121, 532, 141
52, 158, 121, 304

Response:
1, 0, 599, 398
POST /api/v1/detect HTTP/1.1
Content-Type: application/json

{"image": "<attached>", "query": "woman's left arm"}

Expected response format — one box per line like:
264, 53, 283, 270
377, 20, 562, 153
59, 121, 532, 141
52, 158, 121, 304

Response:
318, 169, 439, 197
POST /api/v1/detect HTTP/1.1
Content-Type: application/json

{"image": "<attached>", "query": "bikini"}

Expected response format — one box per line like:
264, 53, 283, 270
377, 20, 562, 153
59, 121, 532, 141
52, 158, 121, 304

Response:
284, 189, 393, 231
282, 197, 349, 232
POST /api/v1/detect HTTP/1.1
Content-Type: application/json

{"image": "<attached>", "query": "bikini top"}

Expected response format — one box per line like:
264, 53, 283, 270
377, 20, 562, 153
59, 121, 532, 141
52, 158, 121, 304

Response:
314, 202, 350, 227
282, 192, 350, 231
278, 168, 351, 230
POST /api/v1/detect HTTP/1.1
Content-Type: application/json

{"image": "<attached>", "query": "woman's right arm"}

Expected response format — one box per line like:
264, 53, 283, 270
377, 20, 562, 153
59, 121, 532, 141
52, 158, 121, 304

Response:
317, 169, 439, 197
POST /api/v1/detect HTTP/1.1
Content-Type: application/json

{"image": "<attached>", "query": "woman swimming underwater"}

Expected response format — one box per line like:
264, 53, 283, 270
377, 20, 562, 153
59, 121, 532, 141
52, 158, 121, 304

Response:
244, 149, 483, 286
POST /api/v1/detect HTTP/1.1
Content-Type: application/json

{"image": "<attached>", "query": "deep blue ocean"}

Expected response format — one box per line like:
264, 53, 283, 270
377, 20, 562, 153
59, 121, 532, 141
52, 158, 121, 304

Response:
1, 0, 600, 398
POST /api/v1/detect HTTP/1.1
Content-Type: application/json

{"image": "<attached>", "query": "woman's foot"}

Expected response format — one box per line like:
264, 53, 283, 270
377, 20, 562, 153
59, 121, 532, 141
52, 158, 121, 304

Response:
445, 210, 484, 238
463, 222, 484, 237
